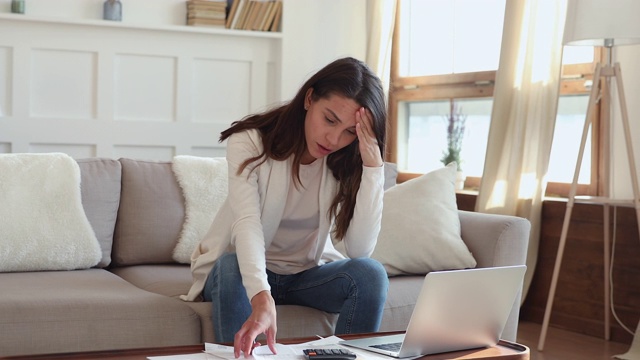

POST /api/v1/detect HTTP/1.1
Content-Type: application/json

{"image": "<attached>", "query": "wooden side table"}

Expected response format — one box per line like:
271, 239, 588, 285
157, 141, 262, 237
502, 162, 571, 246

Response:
1, 335, 529, 360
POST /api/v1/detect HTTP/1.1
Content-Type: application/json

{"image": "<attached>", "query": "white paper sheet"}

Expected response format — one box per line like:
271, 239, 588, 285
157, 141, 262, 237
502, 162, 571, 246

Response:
147, 336, 347, 360
147, 336, 401, 360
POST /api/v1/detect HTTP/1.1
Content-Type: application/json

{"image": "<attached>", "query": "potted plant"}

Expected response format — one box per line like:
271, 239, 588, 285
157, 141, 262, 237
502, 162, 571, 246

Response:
440, 99, 467, 189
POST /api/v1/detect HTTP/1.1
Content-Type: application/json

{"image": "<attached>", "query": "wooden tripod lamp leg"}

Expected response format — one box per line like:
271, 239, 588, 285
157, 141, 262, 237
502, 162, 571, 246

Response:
538, 63, 603, 351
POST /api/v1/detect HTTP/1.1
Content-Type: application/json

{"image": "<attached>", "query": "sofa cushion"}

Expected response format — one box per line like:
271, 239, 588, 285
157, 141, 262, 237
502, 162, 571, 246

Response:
379, 276, 425, 332
77, 158, 122, 268
0, 269, 200, 356
111, 265, 338, 342
371, 162, 477, 276
110, 264, 192, 298
112, 159, 185, 266
384, 162, 398, 190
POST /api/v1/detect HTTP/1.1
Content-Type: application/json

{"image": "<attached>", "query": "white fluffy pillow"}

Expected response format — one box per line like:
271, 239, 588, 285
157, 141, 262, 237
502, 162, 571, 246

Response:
371, 162, 477, 276
172, 156, 228, 263
0, 153, 101, 272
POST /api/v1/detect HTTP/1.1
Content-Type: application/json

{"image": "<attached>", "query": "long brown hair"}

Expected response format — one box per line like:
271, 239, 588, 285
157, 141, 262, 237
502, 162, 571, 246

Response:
220, 57, 387, 240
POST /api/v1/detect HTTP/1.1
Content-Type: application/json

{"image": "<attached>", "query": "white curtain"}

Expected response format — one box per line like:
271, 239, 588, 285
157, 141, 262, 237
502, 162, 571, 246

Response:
475, 0, 567, 300
365, 0, 397, 93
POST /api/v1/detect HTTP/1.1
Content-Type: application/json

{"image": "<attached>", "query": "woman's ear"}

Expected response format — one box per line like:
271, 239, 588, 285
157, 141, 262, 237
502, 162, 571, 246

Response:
304, 88, 313, 110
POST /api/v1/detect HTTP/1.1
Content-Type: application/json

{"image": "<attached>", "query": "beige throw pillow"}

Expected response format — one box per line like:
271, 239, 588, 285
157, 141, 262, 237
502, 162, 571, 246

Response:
371, 162, 477, 276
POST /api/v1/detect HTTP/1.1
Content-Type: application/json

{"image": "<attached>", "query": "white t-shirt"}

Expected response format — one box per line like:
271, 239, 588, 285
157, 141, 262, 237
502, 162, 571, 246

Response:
266, 159, 323, 274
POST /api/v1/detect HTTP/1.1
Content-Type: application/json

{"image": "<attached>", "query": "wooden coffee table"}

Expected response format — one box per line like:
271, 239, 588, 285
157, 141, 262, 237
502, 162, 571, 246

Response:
1, 332, 529, 360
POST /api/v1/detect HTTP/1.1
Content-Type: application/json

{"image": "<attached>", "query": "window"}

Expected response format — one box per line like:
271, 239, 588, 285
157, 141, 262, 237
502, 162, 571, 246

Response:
397, 0, 505, 77
398, 98, 492, 178
389, 0, 599, 196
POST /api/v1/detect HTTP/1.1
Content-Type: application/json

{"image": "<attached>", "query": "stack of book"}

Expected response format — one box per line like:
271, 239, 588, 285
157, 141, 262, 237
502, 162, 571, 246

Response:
226, 0, 282, 32
186, 0, 228, 28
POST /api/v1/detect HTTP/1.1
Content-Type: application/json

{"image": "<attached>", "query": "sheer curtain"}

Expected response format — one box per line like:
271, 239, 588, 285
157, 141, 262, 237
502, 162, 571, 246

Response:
365, 0, 397, 93
475, 0, 567, 300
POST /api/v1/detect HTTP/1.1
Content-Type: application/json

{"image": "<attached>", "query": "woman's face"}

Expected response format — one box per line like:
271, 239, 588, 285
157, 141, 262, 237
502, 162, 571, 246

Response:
302, 89, 360, 165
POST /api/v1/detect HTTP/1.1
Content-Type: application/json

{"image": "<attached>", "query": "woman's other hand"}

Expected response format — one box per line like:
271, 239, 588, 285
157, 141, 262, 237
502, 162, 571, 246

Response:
355, 107, 383, 168
233, 290, 278, 358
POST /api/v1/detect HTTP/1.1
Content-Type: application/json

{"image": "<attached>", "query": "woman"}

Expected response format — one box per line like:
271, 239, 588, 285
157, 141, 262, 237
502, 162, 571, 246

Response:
183, 57, 389, 358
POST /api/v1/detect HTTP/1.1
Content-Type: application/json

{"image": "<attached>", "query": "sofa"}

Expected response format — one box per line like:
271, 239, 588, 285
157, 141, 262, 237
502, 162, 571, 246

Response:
0, 156, 530, 357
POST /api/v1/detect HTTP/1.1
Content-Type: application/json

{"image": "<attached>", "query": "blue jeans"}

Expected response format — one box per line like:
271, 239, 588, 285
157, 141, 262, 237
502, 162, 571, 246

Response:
203, 253, 389, 342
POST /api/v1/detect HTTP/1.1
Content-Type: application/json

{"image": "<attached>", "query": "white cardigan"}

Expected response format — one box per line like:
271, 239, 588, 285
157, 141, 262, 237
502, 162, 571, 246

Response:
181, 129, 384, 302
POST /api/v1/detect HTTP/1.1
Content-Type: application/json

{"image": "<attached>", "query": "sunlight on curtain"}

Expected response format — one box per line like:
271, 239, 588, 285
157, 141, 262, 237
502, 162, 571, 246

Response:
476, 0, 568, 301
518, 172, 540, 199
365, 0, 397, 93
485, 172, 539, 209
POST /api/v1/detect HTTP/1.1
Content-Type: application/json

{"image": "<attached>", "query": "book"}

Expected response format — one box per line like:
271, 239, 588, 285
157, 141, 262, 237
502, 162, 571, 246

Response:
187, 4, 226, 10
186, 0, 228, 25
252, 1, 270, 30
246, 1, 262, 30
242, 1, 259, 30
251, 1, 268, 30
260, 1, 277, 31
187, 0, 227, 7
230, 0, 247, 29
269, 0, 282, 32
187, 9, 226, 19
187, 18, 226, 27
236, 0, 255, 30
256, 1, 272, 31
224, 0, 280, 32
187, 4, 226, 12
225, 0, 241, 28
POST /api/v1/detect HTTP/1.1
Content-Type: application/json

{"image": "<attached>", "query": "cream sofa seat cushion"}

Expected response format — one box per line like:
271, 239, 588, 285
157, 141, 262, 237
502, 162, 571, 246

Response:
112, 265, 338, 342
0, 269, 200, 356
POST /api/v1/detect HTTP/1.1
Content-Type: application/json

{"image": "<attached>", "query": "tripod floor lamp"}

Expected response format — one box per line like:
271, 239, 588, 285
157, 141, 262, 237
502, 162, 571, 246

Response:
538, 0, 640, 352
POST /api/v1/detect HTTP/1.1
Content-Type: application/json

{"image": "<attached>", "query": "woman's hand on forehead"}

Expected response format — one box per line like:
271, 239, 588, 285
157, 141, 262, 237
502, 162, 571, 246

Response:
355, 107, 383, 167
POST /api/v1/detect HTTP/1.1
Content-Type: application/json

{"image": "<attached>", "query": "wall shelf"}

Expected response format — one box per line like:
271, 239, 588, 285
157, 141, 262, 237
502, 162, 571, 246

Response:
0, 13, 282, 39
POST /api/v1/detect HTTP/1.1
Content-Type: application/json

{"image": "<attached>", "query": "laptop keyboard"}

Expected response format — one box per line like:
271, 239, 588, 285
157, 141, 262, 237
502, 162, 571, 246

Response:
371, 342, 402, 352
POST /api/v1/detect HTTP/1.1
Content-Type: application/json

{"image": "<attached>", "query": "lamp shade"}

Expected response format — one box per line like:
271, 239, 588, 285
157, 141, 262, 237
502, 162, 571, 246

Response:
564, 0, 640, 46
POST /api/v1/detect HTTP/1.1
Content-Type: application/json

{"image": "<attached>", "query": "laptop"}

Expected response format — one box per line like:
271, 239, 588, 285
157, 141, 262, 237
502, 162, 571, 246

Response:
339, 265, 526, 358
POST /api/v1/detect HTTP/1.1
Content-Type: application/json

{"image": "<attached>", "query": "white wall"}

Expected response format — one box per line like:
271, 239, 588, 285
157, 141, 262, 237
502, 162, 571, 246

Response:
0, 14, 281, 160
0, 0, 367, 104
0, 0, 368, 160
280, 0, 366, 99
611, 45, 640, 199
0, 0, 189, 26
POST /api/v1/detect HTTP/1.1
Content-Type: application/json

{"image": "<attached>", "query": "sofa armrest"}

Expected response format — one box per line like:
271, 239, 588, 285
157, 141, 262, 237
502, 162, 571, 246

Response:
459, 210, 530, 268
458, 210, 531, 342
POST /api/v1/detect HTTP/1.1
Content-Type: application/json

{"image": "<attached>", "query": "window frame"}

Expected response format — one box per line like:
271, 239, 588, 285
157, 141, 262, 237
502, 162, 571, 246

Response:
386, 1, 602, 197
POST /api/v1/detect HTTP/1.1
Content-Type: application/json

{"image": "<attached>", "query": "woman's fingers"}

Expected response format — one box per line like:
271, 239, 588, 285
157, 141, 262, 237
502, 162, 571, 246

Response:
356, 107, 382, 167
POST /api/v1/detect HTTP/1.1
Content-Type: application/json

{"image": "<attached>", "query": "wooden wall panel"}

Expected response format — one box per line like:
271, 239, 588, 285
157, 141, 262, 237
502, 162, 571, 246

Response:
520, 200, 640, 344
